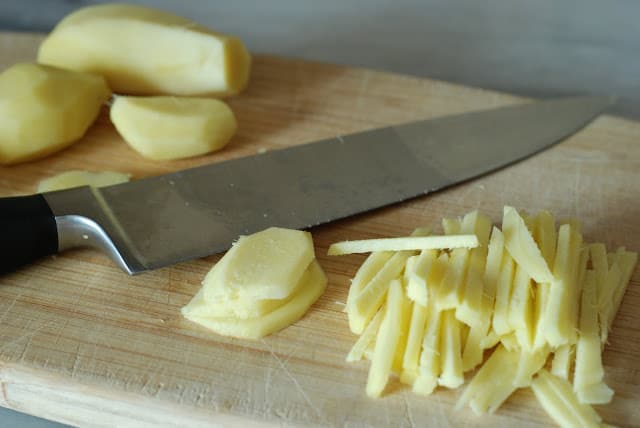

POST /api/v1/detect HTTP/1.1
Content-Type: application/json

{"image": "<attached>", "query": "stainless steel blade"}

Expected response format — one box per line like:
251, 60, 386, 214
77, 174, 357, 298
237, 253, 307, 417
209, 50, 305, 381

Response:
43, 96, 612, 273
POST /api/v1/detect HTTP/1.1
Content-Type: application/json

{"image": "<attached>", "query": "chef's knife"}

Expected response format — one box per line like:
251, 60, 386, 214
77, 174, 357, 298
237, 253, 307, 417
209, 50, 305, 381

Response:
0, 96, 611, 275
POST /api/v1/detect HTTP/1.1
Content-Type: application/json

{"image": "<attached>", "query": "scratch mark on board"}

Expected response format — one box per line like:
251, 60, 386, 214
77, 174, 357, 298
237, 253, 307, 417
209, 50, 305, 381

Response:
70, 351, 81, 379
0, 321, 50, 356
17, 333, 35, 363
53, 320, 69, 346
433, 392, 451, 428
402, 389, 416, 428
384, 398, 391, 426
262, 340, 325, 424
0, 299, 17, 325
264, 367, 272, 398
282, 341, 303, 365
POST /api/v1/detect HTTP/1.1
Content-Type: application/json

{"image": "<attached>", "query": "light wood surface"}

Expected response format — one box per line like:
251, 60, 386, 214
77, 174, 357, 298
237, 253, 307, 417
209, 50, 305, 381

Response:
0, 32, 638, 427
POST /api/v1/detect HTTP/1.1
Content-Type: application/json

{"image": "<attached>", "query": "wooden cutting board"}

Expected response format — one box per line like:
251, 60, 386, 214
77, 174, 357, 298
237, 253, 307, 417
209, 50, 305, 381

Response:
0, 32, 638, 428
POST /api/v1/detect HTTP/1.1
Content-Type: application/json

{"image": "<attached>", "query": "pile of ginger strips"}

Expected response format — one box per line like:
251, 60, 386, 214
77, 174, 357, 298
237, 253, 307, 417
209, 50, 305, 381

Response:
328, 206, 637, 427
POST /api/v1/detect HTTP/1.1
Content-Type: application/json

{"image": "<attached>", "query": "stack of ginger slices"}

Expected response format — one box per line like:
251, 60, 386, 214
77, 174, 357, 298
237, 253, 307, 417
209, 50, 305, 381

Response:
182, 227, 327, 339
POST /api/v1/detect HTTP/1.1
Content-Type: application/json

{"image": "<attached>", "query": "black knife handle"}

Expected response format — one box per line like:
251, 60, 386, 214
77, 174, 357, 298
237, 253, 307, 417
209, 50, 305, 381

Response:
0, 194, 58, 274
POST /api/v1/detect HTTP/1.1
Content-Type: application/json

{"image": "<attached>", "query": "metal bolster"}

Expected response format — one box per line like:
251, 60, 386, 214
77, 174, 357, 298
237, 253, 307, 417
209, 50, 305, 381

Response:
43, 186, 146, 275
54, 214, 135, 275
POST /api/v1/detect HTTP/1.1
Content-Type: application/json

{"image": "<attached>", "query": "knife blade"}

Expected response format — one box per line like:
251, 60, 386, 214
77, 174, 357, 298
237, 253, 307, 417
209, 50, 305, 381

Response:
0, 96, 612, 274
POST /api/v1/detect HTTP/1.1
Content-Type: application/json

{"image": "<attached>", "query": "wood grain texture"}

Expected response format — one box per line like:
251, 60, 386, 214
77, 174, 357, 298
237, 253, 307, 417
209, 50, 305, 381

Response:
0, 32, 639, 427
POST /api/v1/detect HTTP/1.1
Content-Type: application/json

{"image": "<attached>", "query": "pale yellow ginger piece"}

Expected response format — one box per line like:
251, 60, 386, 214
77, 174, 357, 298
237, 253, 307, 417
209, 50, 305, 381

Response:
502, 206, 554, 284
350, 251, 413, 334
475, 227, 505, 349
456, 344, 502, 410
404, 255, 417, 281
461, 324, 484, 371
203, 227, 314, 301
346, 251, 394, 311
480, 329, 501, 350
367, 279, 404, 398
481, 227, 505, 324
406, 250, 439, 306
532, 282, 550, 350
182, 260, 326, 339
437, 248, 470, 310
434, 217, 466, 310
348, 228, 430, 333
599, 249, 637, 344
500, 332, 520, 351
559, 217, 582, 234
598, 262, 621, 344
343, 208, 633, 417
460, 323, 470, 350
530, 210, 556, 350
413, 300, 443, 396
392, 290, 413, 375
412, 373, 437, 396
327, 234, 477, 255
431, 253, 450, 292
0, 63, 111, 164
590, 243, 608, 305
400, 300, 429, 384
442, 217, 461, 235
38, 4, 251, 97
492, 253, 516, 336
523, 212, 537, 233
551, 344, 574, 381
472, 370, 518, 415
404, 255, 421, 304
457, 345, 520, 415
578, 383, 614, 405
508, 264, 535, 350
438, 310, 464, 389
513, 346, 550, 387
535, 210, 557, 266
609, 249, 638, 328
574, 247, 590, 329
462, 210, 493, 246
532, 369, 602, 428
544, 224, 582, 346
363, 340, 376, 361
110, 96, 237, 160
186, 285, 290, 319
37, 170, 130, 192
456, 211, 493, 328
438, 212, 486, 311
346, 308, 384, 362
574, 271, 612, 404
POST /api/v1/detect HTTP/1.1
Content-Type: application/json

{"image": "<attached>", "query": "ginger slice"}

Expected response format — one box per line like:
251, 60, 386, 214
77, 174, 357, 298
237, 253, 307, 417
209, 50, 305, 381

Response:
366, 279, 404, 397
182, 260, 326, 339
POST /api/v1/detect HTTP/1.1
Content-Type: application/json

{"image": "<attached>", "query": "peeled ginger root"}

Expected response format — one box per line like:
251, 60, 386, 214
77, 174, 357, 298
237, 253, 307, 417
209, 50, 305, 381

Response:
182, 227, 327, 339
0, 63, 110, 164
331, 207, 637, 428
38, 3, 251, 97
110, 96, 237, 160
